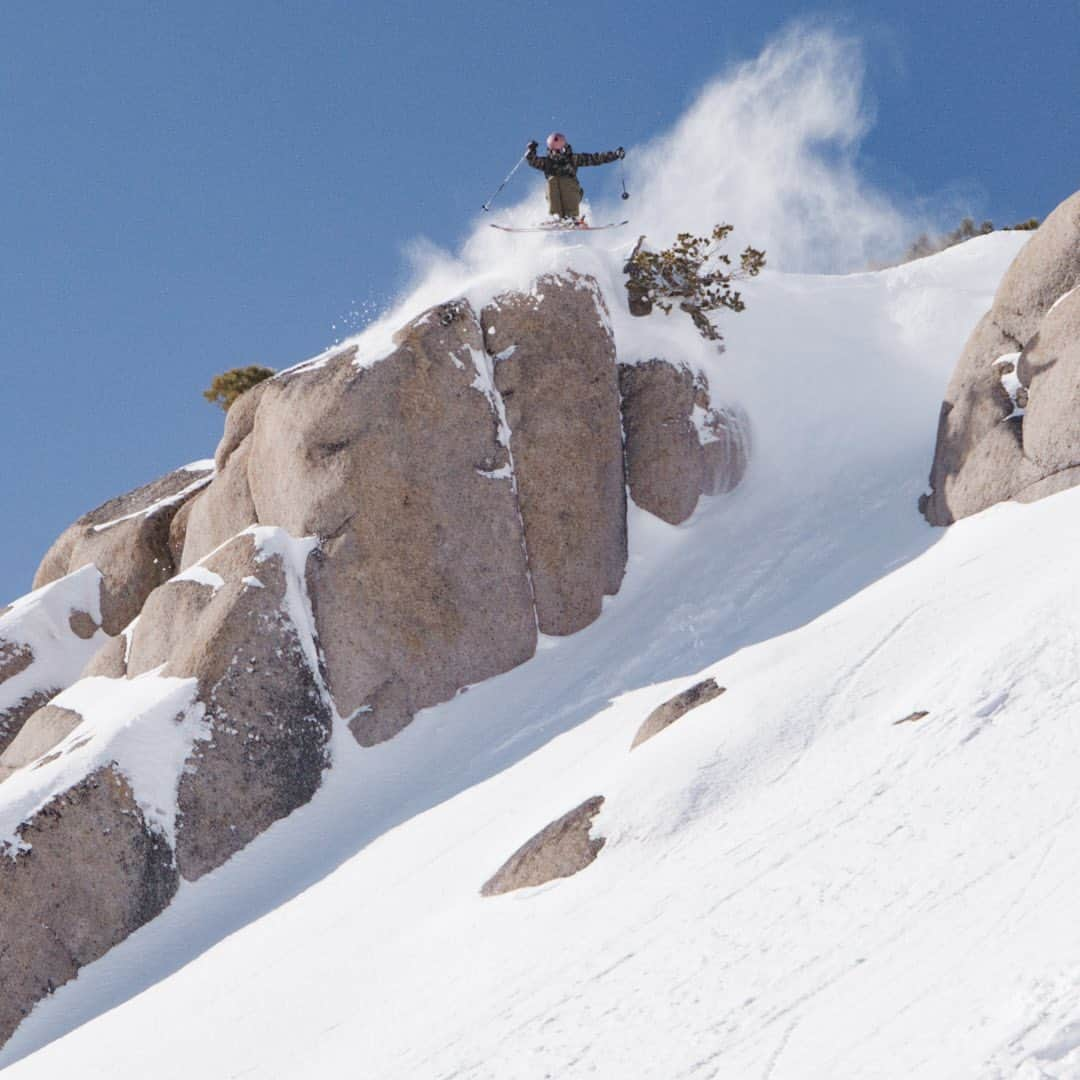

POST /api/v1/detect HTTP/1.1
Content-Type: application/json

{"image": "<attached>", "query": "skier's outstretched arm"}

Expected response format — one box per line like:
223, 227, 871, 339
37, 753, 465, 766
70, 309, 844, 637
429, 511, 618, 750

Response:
572, 147, 625, 167
525, 140, 547, 169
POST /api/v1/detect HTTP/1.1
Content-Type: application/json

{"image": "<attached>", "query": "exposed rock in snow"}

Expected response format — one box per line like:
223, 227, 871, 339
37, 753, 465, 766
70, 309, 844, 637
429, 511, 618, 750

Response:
214, 377, 274, 472
618, 360, 706, 524
180, 437, 259, 571
0, 766, 177, 1048
993, 189, 1080, 346
922, 188, 1080, 524
630, 677, 725, 749
483, 273, 627, 635
0, 525, 332, 1043
699, 402, 751, 495
128, 530, 333, 879
893, 709, 929, 725
1019, 287, 1080, 475
0, 268, 748, 1050
0, 704, 86, 779
481, 795, 606, 896
248, 302, 537, 746
166, 497, 196, 569
0, 567, 108, 756
79, 635, 128, 680
618, 361, 751, 523
32, 464, 214, 633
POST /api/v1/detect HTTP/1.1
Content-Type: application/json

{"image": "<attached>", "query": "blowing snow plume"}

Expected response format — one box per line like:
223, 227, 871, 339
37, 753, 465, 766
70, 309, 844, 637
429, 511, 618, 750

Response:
624, 24, 910, 273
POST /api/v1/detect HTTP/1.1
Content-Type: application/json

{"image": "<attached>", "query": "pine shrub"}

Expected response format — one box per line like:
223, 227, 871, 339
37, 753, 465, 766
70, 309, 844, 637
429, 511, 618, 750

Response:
203, 365, 276, 412
625, 225, 766, 344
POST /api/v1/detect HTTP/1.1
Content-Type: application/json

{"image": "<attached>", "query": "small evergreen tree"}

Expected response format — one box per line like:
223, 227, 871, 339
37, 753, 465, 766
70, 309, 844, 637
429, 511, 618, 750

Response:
203, 365, 276, 412
625, 225, 766, 345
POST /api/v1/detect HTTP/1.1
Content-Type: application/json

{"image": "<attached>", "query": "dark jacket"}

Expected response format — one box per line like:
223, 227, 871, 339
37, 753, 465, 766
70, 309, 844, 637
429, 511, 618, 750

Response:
526, 143, 621, 179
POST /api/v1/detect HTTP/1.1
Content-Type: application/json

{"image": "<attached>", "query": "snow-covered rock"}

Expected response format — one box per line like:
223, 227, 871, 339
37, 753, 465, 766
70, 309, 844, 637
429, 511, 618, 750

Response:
0, 525, 333, 1036
118, 528, 332, 880
699, 401, 751, 495
0, 566, 107, 757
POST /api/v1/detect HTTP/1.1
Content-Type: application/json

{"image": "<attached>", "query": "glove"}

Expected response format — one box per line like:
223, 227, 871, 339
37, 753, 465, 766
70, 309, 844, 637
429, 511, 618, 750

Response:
616, 147, 625, 159
527, 140, 539, 153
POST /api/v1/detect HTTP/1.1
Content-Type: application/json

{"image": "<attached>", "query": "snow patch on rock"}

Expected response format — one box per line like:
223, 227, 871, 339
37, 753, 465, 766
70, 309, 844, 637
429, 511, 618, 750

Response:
0, 673, 206, 854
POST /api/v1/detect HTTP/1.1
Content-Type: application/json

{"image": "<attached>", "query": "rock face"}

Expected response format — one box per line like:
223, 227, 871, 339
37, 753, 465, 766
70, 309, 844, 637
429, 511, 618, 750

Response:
3, 529, 332, 881
1019, 288, 1080, 475
33, 464, 214, 633
172, 275, 747, 747
0, 766, 178, 1047
483, 274, 627, 634
922, 190, 1080, 524
0, 566, 107, 756
0, 528, 327, 1041
700, 404, 752, 496
631, 677, 725, 749
241, 304, 538, 746
618, 361, 751, 524
128, 531, 333, 880
0, 268, 755, 1050
0, 704, 86, 780
481, 796, 606, 896
181, 438, 259, 571
618, 361, 705, 523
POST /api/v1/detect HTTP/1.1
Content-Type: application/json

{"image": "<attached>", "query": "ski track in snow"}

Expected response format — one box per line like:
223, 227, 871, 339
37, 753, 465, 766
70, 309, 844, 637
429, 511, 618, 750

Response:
6, 229, 1080, 1078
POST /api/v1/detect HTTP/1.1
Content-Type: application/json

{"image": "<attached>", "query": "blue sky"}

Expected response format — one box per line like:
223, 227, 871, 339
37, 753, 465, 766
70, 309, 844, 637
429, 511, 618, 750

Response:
2, 1, 1078, 603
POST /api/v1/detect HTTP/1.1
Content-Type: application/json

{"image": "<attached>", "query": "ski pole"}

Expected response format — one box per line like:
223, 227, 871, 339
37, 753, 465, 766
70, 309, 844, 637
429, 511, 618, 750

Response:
620, 150, 630, 201
482, 152, 528, 212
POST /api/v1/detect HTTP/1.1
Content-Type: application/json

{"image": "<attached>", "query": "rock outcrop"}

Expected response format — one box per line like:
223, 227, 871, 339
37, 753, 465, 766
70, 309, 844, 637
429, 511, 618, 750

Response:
0, 525, 331, 1038
240, 304, 538, 746
922, 190, 1080, 524
0, 766, 178, 1047
0, 268, 753, 1050
0, 566, 107, 756
33, 463, 214, 633
132, 530, 333, 879
618, 361, 705, 523
180, 273, 706, 745
7, 529, 333, 880
631, 677, 725, 749
618, 361, 751, 524
700, 403, 752, 496
481, 795, 606, 896
483, 274, 627, 635
1018, 288, 1080, 478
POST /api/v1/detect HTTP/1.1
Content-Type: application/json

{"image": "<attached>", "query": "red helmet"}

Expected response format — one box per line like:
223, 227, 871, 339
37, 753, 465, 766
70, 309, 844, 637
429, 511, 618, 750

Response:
546, 132, 567, 152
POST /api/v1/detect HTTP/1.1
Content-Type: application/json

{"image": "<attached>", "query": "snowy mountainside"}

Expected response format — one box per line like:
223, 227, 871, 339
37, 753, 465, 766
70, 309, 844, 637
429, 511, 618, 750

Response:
6, 230, 1077, 1078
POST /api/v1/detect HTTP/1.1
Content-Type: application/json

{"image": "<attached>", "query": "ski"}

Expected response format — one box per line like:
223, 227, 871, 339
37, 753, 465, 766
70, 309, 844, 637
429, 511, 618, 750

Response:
490, 219, 629, 234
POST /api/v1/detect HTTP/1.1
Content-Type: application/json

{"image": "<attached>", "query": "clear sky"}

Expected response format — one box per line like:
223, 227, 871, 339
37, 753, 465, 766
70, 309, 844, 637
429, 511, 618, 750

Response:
2, 0, 1078, 604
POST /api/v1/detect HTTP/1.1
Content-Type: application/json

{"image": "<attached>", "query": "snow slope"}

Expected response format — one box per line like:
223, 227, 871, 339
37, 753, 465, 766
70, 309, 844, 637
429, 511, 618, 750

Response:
7, 228, 1077, 1078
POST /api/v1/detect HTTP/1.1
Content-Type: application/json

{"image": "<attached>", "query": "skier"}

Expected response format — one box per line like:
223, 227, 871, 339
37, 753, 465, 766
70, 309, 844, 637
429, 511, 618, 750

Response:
526, 133, 625, 222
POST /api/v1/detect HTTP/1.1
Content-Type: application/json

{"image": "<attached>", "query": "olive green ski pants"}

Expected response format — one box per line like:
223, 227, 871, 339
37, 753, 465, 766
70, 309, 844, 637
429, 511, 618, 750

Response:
547, 175, 584, 219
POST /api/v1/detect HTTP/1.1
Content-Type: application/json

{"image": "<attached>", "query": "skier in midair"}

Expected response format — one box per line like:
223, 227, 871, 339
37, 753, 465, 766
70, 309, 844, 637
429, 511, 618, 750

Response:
526, 133, 625, 222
